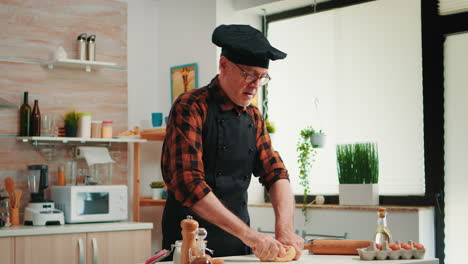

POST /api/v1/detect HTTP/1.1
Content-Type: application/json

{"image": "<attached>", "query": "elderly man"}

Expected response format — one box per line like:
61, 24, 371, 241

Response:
161, 24, 303, 261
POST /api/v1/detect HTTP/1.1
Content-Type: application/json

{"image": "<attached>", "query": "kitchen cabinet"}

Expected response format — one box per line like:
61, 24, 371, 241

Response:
86, 230, 150, 264
0, 237, 15, 264
14, 229, 150, 264
15, 233, 86, 264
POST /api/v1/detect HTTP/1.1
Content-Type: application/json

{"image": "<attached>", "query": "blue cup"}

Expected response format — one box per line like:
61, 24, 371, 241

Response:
151, 112, 163, 127
164, 116, 169, 125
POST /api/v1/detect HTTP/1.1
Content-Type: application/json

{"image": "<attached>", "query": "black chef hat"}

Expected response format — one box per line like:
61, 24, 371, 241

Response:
212, 24, 287, 69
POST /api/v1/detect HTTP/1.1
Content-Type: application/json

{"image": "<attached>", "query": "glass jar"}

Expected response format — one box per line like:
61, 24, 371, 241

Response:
172, 240, 182, 264
102, 121, 113, 139
91, 120, 102, 138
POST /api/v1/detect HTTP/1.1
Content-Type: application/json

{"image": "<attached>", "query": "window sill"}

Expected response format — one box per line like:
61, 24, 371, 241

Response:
249, 203, 434, 212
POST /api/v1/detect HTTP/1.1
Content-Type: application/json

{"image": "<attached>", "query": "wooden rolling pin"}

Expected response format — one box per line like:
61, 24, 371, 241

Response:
304, 240, 371, 255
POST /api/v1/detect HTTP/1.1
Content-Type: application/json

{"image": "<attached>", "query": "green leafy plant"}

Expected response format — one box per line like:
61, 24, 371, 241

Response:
336, 142, 379, 184
64, 111, 80, 127
149, 181, 165, 188
297, 126, 321, 218
265, 119, 276, 134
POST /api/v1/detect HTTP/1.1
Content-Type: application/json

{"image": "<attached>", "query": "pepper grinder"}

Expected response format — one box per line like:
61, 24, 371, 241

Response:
181, 215, 199, 264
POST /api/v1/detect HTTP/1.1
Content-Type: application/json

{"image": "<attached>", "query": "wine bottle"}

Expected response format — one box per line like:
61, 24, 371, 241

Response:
31, 99, 41, 136
19, 92, 32, 136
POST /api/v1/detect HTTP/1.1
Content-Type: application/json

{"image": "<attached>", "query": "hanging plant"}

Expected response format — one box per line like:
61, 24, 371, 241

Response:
297, 126, 322, 219
265, 118, 276, 134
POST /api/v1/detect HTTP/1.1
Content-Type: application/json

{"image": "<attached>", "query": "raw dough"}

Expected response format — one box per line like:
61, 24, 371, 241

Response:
260, 246, 296, 262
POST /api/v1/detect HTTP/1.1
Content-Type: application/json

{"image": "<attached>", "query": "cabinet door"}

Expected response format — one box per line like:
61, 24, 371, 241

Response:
0, 237, 15, 264
15, 233, 87, 264
87, 229, 151, 264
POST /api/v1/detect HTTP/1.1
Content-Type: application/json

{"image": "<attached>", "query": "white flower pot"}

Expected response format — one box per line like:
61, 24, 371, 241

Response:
310, 134, 326, 148
152, 188, 163, 200
339, 184, 379, 205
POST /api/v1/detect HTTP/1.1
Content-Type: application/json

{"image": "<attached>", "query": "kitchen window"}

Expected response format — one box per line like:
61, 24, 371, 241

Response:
264, 0, 434, 203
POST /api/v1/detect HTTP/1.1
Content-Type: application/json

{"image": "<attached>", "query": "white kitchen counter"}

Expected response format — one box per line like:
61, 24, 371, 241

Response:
218, 253, 439, 264
0, 221, 153, 237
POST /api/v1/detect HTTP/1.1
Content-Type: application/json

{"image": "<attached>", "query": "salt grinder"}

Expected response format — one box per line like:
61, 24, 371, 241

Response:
77, 33, 87, 60
181, 215, 199, 264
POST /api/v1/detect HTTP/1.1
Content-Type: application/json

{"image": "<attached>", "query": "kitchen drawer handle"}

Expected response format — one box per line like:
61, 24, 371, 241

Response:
78, 238, 84, 264
92, 237, 99, 264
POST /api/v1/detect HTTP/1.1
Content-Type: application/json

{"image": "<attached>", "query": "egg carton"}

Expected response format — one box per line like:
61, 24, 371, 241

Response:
357, 241, 425, 261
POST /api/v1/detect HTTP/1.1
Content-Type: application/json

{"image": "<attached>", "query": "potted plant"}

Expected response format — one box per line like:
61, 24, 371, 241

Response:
64, 110, 80, 137
265, 118, 276, 141
336, 142, 379, 205
310, 129, 326, 148
150, 181, 165, 200
296, 126, 322, 219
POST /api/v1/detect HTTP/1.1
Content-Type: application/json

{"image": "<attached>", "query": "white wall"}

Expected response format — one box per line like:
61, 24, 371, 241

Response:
128, 0, 218, 253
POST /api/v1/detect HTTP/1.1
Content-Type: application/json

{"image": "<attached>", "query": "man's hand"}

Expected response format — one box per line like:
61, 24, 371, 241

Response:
276, 231, 304, 260
241, 230, 286, 261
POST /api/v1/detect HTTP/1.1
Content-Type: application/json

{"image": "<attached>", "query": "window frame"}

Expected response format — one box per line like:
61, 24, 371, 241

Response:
262, 0, 444, 207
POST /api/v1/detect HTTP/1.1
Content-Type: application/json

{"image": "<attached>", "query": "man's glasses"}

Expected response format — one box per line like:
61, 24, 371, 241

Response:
233, 63, 271, 86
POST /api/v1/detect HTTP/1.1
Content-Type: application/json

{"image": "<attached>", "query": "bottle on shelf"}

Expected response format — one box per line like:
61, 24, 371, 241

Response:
19, 91, 32, 136
374, 207, 393, 245
77, 113, 92, 138
30, 99, 41, 136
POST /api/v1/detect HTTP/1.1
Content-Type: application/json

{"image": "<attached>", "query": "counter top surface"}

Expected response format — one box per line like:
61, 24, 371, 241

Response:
218, 253, 438, 264
0, 221, 153, 237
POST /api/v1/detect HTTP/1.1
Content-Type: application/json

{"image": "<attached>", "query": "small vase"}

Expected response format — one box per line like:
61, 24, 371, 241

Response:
152, 188, 163, 200
310, 134, 326, 148
64, 125, 78, 137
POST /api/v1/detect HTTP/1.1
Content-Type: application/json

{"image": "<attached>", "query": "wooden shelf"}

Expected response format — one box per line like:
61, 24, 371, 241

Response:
140, 128, 166, 141
18, 136, 147, 143
139, 197, 166, 206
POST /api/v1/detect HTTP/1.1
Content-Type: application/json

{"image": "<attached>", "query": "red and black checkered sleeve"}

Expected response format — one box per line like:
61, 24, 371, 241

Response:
250, 108, 290, 190
161, 95, 212, 208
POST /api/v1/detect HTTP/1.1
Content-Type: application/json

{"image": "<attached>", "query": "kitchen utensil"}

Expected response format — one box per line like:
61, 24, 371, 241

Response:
4, 177, 15, 207
10, 206, 19, 226
304, 239, 372, 255
14, 190, 22, 208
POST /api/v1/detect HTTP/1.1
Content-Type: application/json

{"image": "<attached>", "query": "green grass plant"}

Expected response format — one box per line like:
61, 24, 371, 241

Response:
336, 142, 379, 184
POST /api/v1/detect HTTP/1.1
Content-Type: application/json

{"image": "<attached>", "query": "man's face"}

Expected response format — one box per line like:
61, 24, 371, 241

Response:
219, 57, 269, 107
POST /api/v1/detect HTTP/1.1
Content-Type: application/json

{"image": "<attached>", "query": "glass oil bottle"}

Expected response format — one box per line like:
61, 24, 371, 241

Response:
374, 207, 393, 245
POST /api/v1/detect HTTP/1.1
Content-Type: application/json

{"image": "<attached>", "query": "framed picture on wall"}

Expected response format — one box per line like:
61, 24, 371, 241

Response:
170, 63, 198, 103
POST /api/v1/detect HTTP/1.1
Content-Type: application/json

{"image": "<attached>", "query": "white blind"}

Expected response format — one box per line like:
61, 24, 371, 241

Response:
267, 0, 425, 195
443, 32, 468, 264
439, 0, 468, 15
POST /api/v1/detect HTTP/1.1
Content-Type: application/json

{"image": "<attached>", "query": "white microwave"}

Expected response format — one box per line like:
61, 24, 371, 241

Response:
51, 185, 128, 223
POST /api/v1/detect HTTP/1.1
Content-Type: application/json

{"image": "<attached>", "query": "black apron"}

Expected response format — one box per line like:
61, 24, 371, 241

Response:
162, 86, 257, 257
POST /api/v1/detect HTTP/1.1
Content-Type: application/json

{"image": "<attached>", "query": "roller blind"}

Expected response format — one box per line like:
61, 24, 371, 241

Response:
266, 0, 425, 195
439, 0, 468, 15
